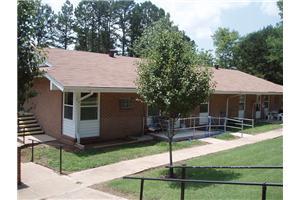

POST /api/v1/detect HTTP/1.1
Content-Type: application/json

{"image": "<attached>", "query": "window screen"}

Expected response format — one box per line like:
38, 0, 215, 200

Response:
119, 98, 133, 110
80, 93, 98, 121
64, 92, 73, 120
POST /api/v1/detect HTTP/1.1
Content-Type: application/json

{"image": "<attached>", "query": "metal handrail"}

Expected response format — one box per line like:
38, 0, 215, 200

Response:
27, 139, 64, 174
166, 165, 283, 169
123, 176, 283, 200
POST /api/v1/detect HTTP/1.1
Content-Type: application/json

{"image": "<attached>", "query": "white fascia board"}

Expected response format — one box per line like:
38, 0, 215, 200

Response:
214, 90, 283, 95
44, 73, 64, 91
63, 86, 137, 93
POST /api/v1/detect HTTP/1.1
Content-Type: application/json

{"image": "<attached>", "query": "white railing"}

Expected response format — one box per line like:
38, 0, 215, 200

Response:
146, 115, 255, 137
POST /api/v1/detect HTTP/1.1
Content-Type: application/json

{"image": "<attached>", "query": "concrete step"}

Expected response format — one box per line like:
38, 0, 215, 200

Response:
19, 123, 40, 128
18, 112, 34, 117
18, 116, 35, 121
18, 126, 42, 133
18, 119, 37, 125
18, 130, 44, 136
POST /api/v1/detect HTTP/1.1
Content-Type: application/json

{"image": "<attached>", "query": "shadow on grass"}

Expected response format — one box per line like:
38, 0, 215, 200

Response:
158, 168, 242, 189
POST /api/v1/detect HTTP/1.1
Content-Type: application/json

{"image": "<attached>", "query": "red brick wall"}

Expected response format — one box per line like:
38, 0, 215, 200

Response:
245, 95, 257, 119
23, 78, 62, 139
99, 93, 146, 140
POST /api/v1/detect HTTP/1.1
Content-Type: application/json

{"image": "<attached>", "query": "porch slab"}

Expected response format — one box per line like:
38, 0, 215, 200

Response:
230, 132, 253, 138
149, 129, 223, 142
17, 134, 56, 145
199, 137, 226, 144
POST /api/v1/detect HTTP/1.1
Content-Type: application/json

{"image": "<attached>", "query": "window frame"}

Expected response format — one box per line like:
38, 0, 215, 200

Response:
63, 92, 74, 120
119, 98, 134, 110
239, 95, 246, 111
263, 96, 270, 109
80, 93, 99, 121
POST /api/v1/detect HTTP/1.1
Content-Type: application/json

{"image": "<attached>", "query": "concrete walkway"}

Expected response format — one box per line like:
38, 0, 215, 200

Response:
18, 128, 282, 199
18, 162, 126, 200
70, 128, 282, 187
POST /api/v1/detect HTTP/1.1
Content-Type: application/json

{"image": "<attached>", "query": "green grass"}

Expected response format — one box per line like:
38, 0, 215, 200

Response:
105, 137, 282, 200
21, 140, 205, 173
242, 122, 282, 135
213, 132, 237, 140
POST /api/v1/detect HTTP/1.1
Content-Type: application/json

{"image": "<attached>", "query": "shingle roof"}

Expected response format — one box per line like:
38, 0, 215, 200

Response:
44, 48, 282, 94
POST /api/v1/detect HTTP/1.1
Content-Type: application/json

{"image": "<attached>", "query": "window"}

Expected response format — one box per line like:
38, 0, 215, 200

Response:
64, 92, 73, 120
80, 93, 98, 120
119, 98, 133, 110
263, 96, 270, 109
239, 95, 245, 110
200, 103, 208, 113
256, 95, 261, 111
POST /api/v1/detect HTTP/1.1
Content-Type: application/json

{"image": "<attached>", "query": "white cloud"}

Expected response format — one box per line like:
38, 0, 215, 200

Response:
150, 0, 250, 48
260, 1, 279, 16
43, 0, 279, 50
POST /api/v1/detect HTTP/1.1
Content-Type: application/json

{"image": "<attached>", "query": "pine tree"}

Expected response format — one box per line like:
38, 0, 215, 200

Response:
35, 3, 57, 47
55, 0, 75, 49
128, 1, 165, 56
113, 0, 135, 55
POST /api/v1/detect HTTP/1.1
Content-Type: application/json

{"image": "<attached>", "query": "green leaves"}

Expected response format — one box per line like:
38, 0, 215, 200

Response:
212, 27, 240, 69
55, 0, 76, 49
135, 18, 213, 118
18, 0, 45, 109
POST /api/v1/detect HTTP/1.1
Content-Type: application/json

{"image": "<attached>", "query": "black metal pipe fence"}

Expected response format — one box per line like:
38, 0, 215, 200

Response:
124, 164, 283, 200
27, 139, 64, 174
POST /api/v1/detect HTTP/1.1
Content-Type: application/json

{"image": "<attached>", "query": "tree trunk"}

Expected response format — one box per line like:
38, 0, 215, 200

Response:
168, 138, 174, 177
168, 118, 175, 177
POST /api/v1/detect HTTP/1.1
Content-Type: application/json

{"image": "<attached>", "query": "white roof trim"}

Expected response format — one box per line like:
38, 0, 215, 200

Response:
63, 86, 137, 93
44, 73, 64, 91
214, 90, 283, 95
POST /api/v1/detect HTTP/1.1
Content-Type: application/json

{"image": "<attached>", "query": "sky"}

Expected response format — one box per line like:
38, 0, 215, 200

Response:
42, 0, 281, 51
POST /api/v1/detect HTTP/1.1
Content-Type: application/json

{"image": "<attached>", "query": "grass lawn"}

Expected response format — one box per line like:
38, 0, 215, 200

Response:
21, 140, 205, 173
103, 137, 282, 200
242, 122, 282, 135
213, 132, 237, 140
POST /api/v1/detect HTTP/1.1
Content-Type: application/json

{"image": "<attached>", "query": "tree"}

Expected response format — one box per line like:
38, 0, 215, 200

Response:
212, 27, 239, 68
198, 49, 215, 67
128, 1, 165, 56
235, 25, 282, 84
113, 0, 135, 55
18, 0, 44, 109
55, 0, 75, 49
74, 1, 92, 51
277, 0, 283, 20
135, 18, 213, 176
35, 2, 57, 47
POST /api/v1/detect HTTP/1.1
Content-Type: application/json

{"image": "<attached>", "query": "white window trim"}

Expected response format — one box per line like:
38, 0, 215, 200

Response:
63, 92, 74, 121
239, 95, 246, 111
263, 95, 270, 109
79, 93, 99, 121
200, 102, 210, 115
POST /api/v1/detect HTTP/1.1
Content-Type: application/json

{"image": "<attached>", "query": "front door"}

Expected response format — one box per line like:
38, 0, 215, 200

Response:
199, 102, 209, 124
